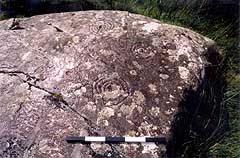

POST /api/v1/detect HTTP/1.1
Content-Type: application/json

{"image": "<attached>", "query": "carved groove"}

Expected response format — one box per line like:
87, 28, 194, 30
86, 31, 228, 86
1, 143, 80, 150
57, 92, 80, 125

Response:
131, 43, 157, 60
93, 75, 129, 105
89, 20, 114, 34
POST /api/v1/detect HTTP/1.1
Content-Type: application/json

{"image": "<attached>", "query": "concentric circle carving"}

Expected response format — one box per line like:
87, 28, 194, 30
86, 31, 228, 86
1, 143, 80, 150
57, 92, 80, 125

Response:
93, 75, 129, 105
89, 20, 114, 34
131, 43, 157, 60
111, 38, 129, 53
0, 135, 25, 158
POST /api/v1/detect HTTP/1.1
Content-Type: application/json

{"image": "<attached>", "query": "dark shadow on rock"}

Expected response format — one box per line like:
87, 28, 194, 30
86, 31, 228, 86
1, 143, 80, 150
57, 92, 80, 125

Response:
166, 44, 229, 157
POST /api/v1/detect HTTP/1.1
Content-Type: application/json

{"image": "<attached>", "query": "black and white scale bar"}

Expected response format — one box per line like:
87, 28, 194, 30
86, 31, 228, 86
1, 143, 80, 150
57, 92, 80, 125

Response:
66, 136, 167, 144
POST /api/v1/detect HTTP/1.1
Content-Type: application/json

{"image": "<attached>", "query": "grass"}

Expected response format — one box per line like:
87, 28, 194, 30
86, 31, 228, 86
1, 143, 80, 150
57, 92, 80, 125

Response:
0, 0, 239, 157
209, 75, 240, 158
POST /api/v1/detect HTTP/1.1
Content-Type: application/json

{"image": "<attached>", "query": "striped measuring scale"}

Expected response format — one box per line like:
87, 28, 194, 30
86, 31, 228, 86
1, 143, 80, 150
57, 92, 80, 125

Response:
66, 136, 167, 144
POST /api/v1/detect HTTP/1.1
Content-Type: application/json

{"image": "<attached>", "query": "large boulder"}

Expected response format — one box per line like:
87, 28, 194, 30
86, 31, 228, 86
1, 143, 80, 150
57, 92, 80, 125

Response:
0, 11, 223, 158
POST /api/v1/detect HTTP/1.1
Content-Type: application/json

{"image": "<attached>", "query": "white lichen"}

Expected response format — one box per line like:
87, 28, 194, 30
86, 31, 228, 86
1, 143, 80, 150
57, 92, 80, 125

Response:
72, 36, 79, 43
148, 84, 158, 94
178, 66, 190, 80
142, 22, 161, 33
133, 91, 145, 104
129, 70, 137, 76
159, 74, 169, 80
142, 143, 158, 157
149, 107, 161, 117
99, 107, 115, 118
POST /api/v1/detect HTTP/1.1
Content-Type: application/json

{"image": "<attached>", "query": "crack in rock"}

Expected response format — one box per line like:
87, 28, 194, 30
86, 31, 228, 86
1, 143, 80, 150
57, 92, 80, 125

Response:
0, 70, 125, 158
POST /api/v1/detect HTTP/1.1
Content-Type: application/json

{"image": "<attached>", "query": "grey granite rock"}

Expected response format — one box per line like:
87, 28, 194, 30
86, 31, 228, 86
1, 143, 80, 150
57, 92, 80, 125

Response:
0, 11, 221, 158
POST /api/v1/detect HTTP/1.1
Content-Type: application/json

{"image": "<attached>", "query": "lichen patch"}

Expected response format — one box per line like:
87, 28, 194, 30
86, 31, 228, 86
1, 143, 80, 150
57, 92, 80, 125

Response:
133, 91, 145, 105
149, 107, 161, 117
129, 70, 137, 76
148, 84, 158, 94
102, 85, 125, 100
132, 61, 142, 70
142, 143, 158, 157
178, 66, 190, 80
159, 74, 169, 80
72, 36, 79, 43
142, 22, 161, 33
99, 107, 115, 118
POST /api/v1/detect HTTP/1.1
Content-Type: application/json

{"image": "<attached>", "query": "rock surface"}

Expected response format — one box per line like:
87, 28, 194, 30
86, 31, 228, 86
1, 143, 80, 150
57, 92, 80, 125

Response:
0, 11, 221, 158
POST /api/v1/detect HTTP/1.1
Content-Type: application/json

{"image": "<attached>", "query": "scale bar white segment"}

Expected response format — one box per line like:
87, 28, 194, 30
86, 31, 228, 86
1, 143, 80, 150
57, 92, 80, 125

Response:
125, 137, 146, 142
85, 136, 106, 142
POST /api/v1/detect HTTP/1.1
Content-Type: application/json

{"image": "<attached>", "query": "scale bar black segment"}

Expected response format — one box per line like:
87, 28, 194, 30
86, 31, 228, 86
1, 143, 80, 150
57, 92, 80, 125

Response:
105, 137, 125, 143
145, 137, 167, 144
66, 136, 85, 144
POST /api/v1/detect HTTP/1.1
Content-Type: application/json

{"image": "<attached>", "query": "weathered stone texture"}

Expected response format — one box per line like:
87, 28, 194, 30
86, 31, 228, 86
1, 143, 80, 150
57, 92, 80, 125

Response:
0, 11, 219, 158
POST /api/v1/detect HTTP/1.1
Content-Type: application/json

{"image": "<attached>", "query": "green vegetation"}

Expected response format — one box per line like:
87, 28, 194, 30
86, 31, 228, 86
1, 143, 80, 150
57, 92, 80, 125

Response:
0, 0, 239, 157
209, 76, 240, 158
